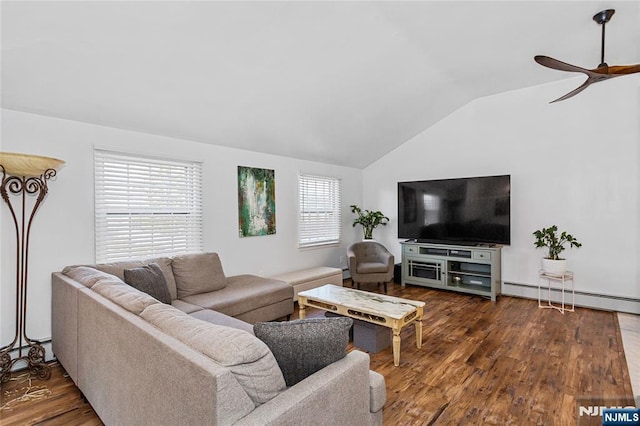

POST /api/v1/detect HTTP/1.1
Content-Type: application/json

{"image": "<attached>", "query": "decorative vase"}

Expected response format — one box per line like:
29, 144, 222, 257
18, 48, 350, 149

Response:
363, 229, 374, 241
542, 258, 567, 275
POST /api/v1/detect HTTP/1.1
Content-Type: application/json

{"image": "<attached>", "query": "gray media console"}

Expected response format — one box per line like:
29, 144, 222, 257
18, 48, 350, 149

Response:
401, 242, 502, 301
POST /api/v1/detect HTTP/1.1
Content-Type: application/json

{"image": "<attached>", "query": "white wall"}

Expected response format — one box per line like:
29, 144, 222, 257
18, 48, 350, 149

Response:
3, 76, 638, 346
363, 76, 640, 304
0, 109, 363, 345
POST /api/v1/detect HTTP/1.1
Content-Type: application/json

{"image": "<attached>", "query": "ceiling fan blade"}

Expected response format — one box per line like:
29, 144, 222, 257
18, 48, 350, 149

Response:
549, 77, 595, 103
534, 56, 596, 76
536, 9, 637, 103
604, 64, 640, 75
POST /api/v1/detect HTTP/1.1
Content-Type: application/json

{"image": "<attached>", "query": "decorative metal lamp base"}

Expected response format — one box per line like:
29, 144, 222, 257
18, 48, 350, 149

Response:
1, 343, 50, 383
0, 152, 64, 383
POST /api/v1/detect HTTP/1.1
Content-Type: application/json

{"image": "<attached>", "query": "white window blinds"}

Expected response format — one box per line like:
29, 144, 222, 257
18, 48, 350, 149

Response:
95, 149, 203, 263
298, 174, 341, 248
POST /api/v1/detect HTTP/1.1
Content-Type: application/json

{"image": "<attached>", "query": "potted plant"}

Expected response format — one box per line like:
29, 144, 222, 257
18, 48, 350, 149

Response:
350, 205, 389, 240
533, 225, 582, 274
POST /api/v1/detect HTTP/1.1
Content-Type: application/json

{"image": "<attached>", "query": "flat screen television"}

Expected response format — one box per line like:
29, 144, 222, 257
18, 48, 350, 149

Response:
397, 175, 510, 245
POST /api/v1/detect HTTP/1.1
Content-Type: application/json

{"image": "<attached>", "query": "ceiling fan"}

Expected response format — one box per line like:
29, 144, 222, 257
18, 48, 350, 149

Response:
534, 9, 640, 103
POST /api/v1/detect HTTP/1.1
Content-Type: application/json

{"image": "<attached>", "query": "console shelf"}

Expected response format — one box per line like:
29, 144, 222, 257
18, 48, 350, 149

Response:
401, 242, 502, 301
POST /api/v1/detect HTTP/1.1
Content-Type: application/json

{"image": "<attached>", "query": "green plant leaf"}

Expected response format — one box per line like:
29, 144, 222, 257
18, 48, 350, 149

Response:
533, 225, 581, 260
350, 204, 389, 239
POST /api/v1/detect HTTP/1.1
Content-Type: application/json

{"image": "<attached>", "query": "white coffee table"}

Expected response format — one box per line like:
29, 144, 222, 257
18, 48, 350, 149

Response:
297, 284, 425, 366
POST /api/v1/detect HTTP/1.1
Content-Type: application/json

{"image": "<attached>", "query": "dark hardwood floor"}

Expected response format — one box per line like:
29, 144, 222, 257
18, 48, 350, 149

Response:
0, 362, 100, 425
1, 282, 633, 425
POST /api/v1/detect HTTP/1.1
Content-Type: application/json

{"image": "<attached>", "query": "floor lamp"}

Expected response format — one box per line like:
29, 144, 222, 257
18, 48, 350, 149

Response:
0, 152, 65, 383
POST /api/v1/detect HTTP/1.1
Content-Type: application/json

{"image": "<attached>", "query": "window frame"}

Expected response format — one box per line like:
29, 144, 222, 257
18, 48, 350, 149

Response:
298, 173, 342, 248
94, 148, 203, 263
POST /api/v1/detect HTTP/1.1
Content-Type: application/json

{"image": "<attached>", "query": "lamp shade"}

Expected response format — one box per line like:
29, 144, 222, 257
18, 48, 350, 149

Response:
0, 152, 65, 178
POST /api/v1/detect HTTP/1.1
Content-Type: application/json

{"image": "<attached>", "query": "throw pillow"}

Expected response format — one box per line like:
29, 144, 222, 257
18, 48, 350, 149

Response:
172, 252, 227, 298
123, 263, 172, 304
253, 317, 353, 386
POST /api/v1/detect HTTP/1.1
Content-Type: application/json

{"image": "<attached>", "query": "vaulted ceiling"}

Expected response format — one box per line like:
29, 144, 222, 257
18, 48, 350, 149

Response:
2, 1, 639, 168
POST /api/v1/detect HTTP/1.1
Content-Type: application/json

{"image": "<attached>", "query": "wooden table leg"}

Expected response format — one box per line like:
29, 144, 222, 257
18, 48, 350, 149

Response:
415, 320, 422, 349
299, 302, 306, 319
392, 328, 401, 367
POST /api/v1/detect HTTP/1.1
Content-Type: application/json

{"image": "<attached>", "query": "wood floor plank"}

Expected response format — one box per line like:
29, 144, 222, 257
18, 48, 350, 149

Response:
0, 281, 634, 425
0, 361, 98, 426
365, 283, 634, 425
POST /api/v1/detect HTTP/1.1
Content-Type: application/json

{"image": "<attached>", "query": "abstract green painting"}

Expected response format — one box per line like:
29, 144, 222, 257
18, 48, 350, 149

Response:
238, 166, 276, 237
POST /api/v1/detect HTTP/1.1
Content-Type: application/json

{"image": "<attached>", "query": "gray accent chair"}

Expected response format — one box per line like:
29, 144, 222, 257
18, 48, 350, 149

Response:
347, 241, 394, 293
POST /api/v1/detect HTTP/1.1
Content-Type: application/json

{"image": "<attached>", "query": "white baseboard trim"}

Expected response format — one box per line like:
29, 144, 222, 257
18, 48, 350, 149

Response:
342, 268, 351, 279
503, 281, 640, 314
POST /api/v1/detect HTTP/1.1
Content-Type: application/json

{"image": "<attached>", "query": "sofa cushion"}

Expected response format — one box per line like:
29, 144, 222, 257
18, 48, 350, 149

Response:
64, 257, 178, 300
189, 309, 254, 334
271, 266, 342, 285
253, 317, 353, 386
92, 279, 160, 315
123, 263, 172, 304
63, 266, 160, 315
180, 274, 292, 318
151, 258, 178, 300
172, 253, 227, 298
171, 299, 203, 314
63, 266, 112, 288
356, 261, 388, 274
140, 303, 285, 406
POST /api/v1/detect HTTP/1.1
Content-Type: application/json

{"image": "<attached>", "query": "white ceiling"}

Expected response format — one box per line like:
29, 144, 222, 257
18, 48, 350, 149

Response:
2, 1, 639, 168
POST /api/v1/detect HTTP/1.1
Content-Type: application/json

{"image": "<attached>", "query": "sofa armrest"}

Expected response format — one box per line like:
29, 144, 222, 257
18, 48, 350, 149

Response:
52, 272, 83, 384
347, 247, 357, 275
369, 370, 386, 413
235, 350, 384, 426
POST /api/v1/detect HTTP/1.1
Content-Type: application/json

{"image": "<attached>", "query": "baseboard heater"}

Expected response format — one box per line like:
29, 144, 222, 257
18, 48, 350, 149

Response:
502, 281, 640, 314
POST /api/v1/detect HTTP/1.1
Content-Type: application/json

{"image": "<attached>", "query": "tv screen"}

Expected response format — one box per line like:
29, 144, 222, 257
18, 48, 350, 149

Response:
397, 175, 510, 245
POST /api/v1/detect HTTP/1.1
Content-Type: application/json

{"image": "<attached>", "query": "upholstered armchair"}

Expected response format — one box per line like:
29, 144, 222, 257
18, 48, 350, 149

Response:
347, 241, 394, 293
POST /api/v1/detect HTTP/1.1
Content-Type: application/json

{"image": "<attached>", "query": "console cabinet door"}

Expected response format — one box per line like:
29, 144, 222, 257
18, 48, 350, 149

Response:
403, 256, 446, 287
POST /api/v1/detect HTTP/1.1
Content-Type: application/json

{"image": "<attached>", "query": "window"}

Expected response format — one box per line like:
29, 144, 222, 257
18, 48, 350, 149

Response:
94, 149, 203, 263
298, 174, 341, 248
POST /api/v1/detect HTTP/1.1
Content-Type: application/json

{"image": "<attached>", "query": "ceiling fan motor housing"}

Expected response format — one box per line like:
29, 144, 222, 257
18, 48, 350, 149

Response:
593, 9, 615, 25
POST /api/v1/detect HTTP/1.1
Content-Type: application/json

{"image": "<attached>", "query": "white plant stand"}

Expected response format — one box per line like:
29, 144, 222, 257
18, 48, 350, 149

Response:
538, 270, 574, 314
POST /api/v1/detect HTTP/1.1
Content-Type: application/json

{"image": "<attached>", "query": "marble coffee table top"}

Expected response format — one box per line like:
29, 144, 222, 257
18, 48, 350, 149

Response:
298, 284, 424, 320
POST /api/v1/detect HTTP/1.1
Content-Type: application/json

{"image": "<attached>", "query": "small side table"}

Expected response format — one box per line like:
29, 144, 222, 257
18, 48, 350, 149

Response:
538, 270, 574, 314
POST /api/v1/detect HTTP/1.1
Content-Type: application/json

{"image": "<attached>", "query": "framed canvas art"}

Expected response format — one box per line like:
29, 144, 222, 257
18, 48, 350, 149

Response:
238, 166, 276, 237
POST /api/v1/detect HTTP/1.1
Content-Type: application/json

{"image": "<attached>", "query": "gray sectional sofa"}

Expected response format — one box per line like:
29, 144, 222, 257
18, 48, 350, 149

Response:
51, 252, 386, 425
